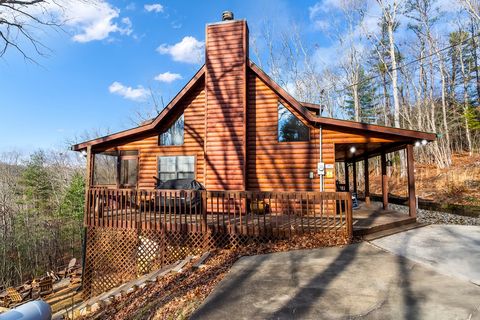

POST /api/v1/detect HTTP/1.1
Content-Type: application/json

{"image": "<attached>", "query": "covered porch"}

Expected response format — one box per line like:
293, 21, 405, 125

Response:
335, 141, 421, 236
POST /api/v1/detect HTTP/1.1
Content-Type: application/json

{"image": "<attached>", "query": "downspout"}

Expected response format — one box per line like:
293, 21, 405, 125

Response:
319, 123, 324, 192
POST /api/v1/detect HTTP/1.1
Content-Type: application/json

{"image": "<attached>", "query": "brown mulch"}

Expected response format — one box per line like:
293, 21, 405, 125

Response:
85, 233, 347, 320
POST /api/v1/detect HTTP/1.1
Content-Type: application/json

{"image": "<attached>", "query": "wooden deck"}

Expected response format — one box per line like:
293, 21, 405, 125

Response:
352, 202, 416, 237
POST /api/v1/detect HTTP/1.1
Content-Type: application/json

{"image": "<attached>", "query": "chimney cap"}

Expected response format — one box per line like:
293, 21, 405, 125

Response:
222, 11, 234, 21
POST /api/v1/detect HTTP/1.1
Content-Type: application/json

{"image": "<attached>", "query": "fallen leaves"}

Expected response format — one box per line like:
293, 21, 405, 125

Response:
85, 232, 346, 320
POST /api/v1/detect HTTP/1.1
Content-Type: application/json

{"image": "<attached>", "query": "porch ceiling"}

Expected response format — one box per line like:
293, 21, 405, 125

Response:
335, 141, 406, 162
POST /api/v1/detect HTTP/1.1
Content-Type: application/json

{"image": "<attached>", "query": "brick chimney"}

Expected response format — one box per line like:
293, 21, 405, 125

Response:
204, 12, 249, 190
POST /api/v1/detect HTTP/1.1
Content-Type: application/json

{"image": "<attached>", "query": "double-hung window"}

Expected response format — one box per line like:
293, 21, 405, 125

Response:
158, 156, 195, 182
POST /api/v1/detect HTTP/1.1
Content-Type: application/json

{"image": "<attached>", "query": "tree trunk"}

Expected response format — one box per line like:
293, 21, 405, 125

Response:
459, 42, 474, 155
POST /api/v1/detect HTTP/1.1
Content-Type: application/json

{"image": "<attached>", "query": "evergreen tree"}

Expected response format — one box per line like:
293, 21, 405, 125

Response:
344, 68, 378, 123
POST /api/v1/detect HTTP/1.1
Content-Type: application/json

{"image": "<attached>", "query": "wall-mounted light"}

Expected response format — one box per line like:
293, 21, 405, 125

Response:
415, 141, 421, 147
421, 139, 428, 146
349, 146, 356, 154
81, 150, 87, 158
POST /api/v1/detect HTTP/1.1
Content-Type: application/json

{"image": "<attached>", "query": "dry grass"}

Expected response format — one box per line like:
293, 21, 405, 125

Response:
367, 153, 480, 206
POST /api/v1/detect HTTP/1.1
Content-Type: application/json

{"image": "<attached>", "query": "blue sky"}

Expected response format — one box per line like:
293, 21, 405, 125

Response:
0, 0, 329, 153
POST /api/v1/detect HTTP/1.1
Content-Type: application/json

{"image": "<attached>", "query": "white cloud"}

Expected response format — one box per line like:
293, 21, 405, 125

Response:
154, 72, 182, 83
309, 0, 343, 18
144, 3, 164, 13
313, 19, 330, 31
125, 3, 136, 11
157, 36, 204, 64
34, 0, 133, 43
108, 82, 149, 101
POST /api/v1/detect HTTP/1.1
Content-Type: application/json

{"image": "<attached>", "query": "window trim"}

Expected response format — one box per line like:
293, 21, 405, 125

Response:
156, 155, 196, 182
277, 101, 310, 143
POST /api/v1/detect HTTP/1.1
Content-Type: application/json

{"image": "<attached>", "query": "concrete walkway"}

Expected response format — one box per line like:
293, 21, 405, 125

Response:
372, 225, 480, 286
192, 241, 480, 319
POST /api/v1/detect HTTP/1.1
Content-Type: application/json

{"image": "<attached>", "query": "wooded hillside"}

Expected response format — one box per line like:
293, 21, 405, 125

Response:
0, 151, 84, 287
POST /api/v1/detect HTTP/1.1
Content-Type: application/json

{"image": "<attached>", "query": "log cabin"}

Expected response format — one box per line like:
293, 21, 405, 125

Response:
72, 12, 436, 297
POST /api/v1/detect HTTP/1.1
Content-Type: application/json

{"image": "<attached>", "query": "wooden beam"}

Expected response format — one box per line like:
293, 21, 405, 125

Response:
352, 161, 357, 194
381, 152, 388, 210
344, 162, 350, 192
349, 141, 405, 163
406, 144, 417, 218
364, 157, 370, 205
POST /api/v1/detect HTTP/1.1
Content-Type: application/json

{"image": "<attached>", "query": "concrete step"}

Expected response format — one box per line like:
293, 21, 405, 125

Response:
362, 222, 429, 241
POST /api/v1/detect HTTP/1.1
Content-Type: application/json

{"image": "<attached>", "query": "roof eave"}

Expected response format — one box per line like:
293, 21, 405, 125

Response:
71, 66, 206, 152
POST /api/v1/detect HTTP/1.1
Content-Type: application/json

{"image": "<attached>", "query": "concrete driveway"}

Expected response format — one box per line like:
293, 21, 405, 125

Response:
372, 225, 480, 286
192, 229, 480, 319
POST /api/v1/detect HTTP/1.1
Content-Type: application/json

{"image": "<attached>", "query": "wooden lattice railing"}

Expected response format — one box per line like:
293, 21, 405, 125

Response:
82, 189, 353, 297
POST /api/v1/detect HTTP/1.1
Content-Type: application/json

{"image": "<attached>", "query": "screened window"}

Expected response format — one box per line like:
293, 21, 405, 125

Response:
158, 156, 195, 181
93, 150, 138, 187
93, 152, 118, 185
278, 102, 309, 142
160, 114, 184, 146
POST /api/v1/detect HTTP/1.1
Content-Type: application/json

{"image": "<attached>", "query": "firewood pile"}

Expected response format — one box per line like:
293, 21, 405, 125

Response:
0, 258, 82, 312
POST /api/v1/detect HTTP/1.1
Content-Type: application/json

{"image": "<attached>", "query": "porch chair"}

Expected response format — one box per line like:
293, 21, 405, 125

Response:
57, 258, 77, 278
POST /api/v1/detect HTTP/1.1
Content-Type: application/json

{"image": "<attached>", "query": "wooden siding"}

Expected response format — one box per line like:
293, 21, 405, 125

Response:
246, 71, 401, 193
204, 20, 248, 190
100, 82, 205, 189
246, 71, 323, 191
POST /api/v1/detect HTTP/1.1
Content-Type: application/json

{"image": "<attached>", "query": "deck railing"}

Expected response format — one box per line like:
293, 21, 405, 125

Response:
85, 188, 353, 239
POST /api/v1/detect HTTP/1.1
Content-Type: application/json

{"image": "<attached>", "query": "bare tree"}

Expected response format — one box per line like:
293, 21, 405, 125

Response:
0, 0, 69, 61
377, 0, 403, 128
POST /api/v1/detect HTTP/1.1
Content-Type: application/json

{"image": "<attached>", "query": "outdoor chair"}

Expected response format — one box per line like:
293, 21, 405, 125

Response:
38, 277, 53, 297
57, 258, 77, 278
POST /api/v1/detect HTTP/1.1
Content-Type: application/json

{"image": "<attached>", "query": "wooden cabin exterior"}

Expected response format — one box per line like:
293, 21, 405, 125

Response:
73, 13, 436, 297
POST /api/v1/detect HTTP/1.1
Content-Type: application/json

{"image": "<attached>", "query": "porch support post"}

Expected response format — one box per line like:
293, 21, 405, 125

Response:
344, 161, 350, 192
352, 161, 357, 194
406, 144, 417, 218
81, 145, 92, 292
381, 151, 388, 210
364, 156, 370, 205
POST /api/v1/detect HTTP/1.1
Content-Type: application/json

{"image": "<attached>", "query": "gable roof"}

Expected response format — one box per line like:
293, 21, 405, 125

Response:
248, 61, 437, 142
72, 66, 206, 151
72, 60, 436, 152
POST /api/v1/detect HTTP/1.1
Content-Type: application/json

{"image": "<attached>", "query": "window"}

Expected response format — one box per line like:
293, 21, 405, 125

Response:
158, 156, 195, 181
93, 152, 118, 185
120, 158, 138, 187
160, 114, 184, 146
93, 150, 138, 187
278, 102, 309, 142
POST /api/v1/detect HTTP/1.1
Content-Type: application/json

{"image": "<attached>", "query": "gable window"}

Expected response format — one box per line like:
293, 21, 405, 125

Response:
160, 114, 184, 146
278, 102, 309, 142
158, 156, 195, 181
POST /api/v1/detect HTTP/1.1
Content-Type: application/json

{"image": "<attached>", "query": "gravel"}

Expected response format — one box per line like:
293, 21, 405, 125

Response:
388, 203, 480, 226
